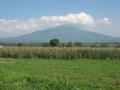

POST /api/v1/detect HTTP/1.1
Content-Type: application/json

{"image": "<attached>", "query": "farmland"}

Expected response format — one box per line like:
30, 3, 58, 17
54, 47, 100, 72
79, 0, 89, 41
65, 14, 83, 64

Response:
0, 58, 120, 90
0, 47, 120, 90
0, 47, 120, 59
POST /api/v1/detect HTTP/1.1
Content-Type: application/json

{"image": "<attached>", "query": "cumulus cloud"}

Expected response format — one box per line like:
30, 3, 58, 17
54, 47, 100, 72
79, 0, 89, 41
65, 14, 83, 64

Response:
0, 12, 96, 33
0, 12, 111, 36
0, 19, 39, 33
40, 12, 95, 27
97, 18, 111, 25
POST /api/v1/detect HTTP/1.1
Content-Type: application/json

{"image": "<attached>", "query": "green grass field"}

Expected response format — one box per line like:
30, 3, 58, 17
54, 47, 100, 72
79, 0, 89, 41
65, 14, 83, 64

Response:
0, 58, 120, 90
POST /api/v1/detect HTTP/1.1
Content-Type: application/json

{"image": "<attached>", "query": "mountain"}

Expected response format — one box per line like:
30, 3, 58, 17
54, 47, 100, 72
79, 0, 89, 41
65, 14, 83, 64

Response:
0, 24, 120, 43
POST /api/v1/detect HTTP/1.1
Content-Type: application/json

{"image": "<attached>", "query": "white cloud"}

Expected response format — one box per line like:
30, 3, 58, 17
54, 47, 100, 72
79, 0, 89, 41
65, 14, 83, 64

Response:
0, 19, 39, 33
0, 12, 95, 33
40, 12, 95, 27
97, 18, 111, 25
0, 12, 112, 37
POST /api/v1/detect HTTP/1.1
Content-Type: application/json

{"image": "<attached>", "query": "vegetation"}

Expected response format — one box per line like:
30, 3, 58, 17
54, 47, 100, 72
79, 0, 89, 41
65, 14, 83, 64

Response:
50, 39, 60, 47
0, 41, 120, 47
0, 58, 120, 90
0, 47, 120, 59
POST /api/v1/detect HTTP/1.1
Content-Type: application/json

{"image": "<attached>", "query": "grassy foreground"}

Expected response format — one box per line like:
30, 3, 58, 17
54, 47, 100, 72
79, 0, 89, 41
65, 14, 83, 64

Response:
0, 58, 120, 90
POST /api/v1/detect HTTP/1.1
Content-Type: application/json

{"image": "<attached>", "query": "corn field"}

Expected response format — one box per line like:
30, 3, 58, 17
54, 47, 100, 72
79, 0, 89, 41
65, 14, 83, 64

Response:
0, 47, 120, 59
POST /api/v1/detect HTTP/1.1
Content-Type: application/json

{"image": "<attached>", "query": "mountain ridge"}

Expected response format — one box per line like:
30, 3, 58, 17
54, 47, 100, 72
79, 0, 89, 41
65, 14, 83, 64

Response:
0, 24, 120, 43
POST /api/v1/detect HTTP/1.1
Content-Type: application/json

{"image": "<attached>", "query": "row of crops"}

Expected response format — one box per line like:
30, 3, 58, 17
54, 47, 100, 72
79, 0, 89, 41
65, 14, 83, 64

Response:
0, 47, 120, 59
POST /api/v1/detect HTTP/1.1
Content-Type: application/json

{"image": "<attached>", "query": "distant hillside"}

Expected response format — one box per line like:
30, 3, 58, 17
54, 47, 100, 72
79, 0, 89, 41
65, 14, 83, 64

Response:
0, 24, 120, 43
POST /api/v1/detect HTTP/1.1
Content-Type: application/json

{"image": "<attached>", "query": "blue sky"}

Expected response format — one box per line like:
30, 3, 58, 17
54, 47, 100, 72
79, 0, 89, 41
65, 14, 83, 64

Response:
0, 0, 120, 20
0, 0, 120, 38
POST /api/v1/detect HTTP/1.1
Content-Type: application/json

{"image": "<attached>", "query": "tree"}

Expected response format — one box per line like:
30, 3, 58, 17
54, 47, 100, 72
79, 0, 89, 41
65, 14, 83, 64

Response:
17, 43, 24, 47
41, 43, 50, 47
50, 39, 60, 47
100, 43, 107, 47
74, 42, 82, 47
66, 42, 73, 47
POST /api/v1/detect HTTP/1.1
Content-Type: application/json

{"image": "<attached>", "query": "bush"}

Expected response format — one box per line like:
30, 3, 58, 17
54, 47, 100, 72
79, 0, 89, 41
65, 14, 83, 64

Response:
50, 39, 60, 47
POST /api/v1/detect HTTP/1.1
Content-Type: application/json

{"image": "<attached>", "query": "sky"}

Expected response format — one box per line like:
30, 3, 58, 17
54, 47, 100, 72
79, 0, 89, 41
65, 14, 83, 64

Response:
0, 0, 120, 38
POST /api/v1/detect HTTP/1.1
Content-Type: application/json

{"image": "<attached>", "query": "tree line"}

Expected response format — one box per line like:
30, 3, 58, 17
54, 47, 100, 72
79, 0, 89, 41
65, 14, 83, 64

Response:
0, 38, 120, 47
